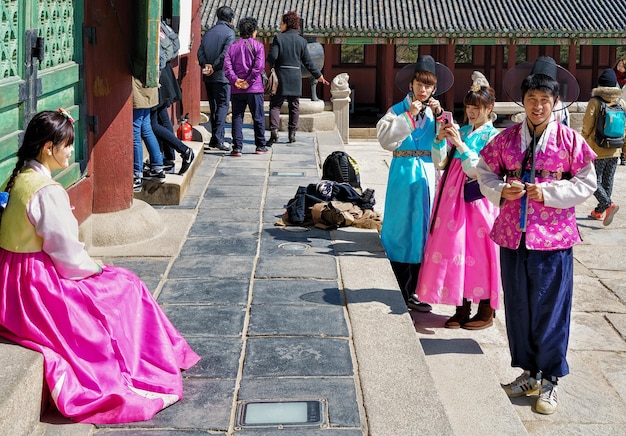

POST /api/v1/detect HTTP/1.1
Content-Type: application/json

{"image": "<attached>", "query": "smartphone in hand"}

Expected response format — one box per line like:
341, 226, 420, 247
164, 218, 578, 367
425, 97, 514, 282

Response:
510, 180, 525, 189
440, 111, 453, 125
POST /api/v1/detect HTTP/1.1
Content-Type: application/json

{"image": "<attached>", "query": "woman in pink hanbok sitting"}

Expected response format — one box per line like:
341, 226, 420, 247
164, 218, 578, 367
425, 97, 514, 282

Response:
415, 72, 501, 330
0, 110, 199, 424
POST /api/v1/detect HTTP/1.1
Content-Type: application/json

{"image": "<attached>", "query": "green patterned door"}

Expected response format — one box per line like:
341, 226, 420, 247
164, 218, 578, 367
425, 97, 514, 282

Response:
0, 0, 84, 188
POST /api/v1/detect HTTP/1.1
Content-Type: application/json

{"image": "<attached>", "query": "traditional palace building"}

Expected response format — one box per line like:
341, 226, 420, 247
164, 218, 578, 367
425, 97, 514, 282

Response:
201, 0, 626, 113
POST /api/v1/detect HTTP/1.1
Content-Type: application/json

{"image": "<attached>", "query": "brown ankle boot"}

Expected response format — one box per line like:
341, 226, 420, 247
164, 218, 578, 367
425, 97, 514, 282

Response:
463, 299, 494, 330
444, 299, 471, 329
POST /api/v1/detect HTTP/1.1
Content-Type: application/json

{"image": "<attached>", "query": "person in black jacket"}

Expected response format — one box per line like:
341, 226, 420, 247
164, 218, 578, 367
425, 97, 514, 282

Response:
198, 5, 235, 152
266, 11, 329, 145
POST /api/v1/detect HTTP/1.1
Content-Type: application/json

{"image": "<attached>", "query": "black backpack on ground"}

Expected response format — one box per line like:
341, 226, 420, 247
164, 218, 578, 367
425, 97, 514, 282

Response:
322, 151, 361, 190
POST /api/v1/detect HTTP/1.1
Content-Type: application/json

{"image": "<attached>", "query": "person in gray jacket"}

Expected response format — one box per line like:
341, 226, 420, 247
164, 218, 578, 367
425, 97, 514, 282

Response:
198, 5, 235, 152
266, 11, 328, 145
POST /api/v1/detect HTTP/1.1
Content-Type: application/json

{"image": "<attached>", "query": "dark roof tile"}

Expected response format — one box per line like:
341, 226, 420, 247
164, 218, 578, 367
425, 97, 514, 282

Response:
200, 0, 626, 38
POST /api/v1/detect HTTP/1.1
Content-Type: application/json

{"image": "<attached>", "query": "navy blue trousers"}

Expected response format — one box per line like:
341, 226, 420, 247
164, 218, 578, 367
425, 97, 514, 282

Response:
500, 239, 573, 379
204, 81, 230, 145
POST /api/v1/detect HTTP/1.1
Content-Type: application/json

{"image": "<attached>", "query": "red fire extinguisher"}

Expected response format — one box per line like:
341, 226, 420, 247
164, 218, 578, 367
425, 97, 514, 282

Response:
177, 113, 193, 141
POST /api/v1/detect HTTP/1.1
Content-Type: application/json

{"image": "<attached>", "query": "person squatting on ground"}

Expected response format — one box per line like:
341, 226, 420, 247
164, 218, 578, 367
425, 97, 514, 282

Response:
198, 5, 235, 152
376, 55, 454, 313
0, 110, 199, 423
476, 56, 597, 415
583, 68, 625, 225
224, 16, 268, 156
265, 10, 329, 146
415, 71, 501, 329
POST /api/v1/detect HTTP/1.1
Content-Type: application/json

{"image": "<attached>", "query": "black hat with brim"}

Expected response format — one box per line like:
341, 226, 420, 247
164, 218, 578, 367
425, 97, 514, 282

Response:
503, 56, 580, 107
395, 55, 454, 96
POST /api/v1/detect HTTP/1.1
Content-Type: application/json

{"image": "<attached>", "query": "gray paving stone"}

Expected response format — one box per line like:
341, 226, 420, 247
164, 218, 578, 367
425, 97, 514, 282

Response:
189, 221, 260, 239
248, 305, 349, 336
195, 207, 262, 223
256, 255, 338, 280
215, 167, 267, 177
204, 184, 265, 198
179, 237, 258, 257
197, 196, 262, 209
102, 379, 235, 431
244, 337, 352, 377
162, 304, 246, 337
237, 378, 360, 428
159, 278, 249, 304
100, 258, 169, 292
259, 230, 335, 257
252, 279, 343, 306
184, 337, 242, 379
169, 255, 255, 279
234, 430, 362, 435
570, 312, 626, 352
210, 174, 266, 186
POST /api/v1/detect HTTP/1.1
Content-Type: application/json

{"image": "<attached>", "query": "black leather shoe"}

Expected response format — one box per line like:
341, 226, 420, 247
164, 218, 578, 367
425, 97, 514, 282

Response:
267, 129, 278, 147
288, 130, 296, 143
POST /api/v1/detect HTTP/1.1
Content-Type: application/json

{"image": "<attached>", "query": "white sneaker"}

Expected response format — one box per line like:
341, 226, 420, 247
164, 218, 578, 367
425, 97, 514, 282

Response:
535, 379, 558, 415
502, 370, 540, 397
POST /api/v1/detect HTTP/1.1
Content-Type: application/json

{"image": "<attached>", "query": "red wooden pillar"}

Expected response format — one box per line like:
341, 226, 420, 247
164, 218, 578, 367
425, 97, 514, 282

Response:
378, 43, 395, 111
178, 0, 202, 126
69, 0, 135, 218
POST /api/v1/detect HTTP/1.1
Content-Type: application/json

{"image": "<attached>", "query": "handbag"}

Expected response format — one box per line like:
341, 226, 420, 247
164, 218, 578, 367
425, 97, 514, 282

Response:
265, 68, 278, 96
463, 178, 485, 202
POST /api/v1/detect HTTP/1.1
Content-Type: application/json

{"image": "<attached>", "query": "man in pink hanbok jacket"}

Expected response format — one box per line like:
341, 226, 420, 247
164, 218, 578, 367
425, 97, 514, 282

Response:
476, 56, 596, 415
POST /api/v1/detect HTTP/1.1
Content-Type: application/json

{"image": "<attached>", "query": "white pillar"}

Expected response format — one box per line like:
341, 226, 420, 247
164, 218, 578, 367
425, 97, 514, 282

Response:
331, 73, 351, 144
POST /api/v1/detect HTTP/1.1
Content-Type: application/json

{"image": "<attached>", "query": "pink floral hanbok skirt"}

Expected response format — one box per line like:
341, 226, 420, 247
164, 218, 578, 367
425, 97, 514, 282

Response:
0, 248, 199, 424
416, 159, 501, 308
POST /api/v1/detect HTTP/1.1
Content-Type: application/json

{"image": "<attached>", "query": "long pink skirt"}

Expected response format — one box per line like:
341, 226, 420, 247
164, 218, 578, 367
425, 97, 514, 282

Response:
416, 159, 501, 308
0, 249, 199, 424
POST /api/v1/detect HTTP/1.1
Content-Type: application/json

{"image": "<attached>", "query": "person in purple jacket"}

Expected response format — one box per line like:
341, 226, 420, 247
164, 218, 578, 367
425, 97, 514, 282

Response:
224, 17, 268, 156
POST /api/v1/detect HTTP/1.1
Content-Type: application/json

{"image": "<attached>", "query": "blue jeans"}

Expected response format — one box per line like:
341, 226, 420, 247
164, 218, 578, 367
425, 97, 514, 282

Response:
231, 93, 266, 150
133, 108, 163, 177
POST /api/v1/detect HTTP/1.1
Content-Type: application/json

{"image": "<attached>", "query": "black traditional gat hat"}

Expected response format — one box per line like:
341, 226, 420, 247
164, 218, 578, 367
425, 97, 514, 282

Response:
503, 55, 580, 107
395, 55, 454, 96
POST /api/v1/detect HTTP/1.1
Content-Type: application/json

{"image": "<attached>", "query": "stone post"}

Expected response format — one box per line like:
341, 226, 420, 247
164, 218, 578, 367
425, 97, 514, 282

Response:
331, 73, 351, 144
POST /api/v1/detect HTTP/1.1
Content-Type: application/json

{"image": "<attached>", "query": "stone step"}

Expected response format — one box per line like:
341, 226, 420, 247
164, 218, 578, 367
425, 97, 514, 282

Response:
416, 320, 529, 435
0, 340, 44, 436
134, 140, 204, 206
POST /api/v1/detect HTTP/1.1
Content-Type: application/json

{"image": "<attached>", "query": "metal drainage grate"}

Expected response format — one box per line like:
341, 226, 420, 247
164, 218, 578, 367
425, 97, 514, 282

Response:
235, 399, 327, 429
271, 171, 306, 177
278, 242, 310, 251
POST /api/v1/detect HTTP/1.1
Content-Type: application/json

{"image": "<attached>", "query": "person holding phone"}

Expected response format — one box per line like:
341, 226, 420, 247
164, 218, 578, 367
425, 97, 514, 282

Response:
415, 71, 501, 330
476, 56, 596, 415
376, 55, 453, 313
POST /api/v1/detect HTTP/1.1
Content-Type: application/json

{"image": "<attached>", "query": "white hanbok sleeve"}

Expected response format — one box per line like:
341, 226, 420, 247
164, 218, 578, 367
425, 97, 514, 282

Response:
27, 184, 101, 280
376, 108, 414, 151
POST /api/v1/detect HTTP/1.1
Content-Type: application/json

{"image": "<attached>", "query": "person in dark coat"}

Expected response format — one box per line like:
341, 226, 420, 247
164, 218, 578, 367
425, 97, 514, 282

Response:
198, 5, 235, 152
266, 11, 329, 145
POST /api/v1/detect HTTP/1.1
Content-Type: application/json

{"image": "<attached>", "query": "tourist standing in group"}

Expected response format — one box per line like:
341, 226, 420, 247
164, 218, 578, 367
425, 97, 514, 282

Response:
613, 56, 626, 165
416, 71, 500, 329
198, 5, 235, 152
476, 56, 596, 415
0, 110, 199, 423
266, 10, 328, 145
583, 68, 625, 225
224, 17, 268, 156
376, 54, 454, 313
